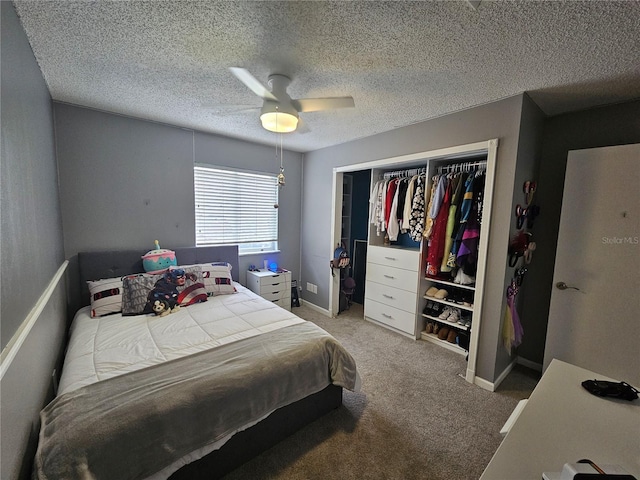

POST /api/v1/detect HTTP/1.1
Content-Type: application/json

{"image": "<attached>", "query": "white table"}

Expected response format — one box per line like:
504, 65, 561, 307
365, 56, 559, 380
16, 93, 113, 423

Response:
481, 359, 640, 479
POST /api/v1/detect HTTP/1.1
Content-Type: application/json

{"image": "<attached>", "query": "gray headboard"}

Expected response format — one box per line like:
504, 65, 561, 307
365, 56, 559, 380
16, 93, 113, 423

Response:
77, 245, 239, 308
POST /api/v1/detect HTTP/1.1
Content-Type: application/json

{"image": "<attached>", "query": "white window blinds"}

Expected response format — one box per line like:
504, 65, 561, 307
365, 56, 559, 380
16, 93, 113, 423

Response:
194, 165, 279, 254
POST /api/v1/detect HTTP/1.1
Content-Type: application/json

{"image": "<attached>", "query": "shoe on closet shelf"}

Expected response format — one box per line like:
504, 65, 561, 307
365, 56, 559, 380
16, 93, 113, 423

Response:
458, 314, 471, 328
453, 269, 476, 285
430, 303, 442, 317
422, 301, 434, 315
425, 286, 439, 297
446, 329, 458, 344
434, 289, 448, 300
433, 323, 440, 335
438, 307, 452, 320
437, 326, 450, 340
425, 322, 434, 334
447, 308, 461, 324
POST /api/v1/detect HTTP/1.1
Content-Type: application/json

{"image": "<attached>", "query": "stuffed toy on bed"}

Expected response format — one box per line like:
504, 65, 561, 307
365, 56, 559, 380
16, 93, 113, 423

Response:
151, 298, 172, 317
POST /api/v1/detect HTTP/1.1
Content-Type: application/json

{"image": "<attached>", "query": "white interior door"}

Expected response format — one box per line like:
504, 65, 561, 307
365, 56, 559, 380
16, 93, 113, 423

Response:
544, 144, 640, 387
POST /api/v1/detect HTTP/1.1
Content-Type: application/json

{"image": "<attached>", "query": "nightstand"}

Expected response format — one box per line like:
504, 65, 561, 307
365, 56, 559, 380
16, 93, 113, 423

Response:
246, 269, 292, 311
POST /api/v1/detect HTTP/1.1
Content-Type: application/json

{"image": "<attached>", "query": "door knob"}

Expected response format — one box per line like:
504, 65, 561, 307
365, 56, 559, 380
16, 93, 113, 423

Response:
556, 281, 580, 291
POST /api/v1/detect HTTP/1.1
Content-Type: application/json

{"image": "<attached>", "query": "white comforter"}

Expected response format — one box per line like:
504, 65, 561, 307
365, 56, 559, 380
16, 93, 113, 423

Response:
58, 283, 304, 396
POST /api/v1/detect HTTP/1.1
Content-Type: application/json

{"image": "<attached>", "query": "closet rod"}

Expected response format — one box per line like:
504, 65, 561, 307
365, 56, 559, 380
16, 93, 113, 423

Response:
382, 166, 426, 180
437, 160, 486, 173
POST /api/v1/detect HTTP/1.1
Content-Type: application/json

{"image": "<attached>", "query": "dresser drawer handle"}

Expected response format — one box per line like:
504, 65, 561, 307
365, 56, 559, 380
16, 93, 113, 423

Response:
382, 294, 394, 299
383, 274, 395, 279
382, 313, 393, 319
384, 256, 396, 261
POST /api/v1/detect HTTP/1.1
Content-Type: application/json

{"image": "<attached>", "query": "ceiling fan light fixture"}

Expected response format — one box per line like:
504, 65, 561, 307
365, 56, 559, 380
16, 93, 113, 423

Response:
260, 111, 298, 133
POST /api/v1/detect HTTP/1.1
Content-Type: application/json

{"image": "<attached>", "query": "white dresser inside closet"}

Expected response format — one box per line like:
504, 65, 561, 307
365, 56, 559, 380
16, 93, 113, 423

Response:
364, 245, 420, 336
360, 140, 497, 387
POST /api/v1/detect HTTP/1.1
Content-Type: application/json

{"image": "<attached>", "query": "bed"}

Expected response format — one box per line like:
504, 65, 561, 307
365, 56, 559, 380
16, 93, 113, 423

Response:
33, 245, 359, 480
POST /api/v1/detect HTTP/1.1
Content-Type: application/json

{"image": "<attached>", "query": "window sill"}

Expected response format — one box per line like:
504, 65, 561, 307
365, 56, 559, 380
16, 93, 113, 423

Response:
239, 250, 281, 257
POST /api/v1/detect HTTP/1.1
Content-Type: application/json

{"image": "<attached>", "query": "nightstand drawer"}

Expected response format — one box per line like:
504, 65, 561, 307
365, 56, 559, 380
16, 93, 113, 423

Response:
246, 269, 292, 312
246, 270, 291, 294
270, 297, 291, 311
261, 290, 291, 302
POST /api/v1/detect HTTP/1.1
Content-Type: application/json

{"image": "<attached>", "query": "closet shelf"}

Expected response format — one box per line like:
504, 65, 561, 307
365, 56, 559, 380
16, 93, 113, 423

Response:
422, 296, 474, 312
425, 277, 476, 291
421, 313, 469, 331
420, 331, 467, 355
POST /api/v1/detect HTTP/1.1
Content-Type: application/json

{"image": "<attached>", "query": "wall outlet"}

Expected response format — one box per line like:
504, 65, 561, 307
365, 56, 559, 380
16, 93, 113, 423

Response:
306, 282, 317, 294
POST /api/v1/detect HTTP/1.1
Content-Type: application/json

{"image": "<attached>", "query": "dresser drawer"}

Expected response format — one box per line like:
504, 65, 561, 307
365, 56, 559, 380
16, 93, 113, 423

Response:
365, 280, 417, 314
367, 245, 419, 271
364, 299, 415, 335
262, 290, 291, 302
366, 263, 418, 292
247, 271, 291, 295
268, 297, 291, 311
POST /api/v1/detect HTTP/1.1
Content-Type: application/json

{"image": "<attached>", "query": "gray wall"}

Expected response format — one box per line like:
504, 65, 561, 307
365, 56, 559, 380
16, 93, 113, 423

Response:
523, 99, 640, 366
1, 2, 67, 479
54, 103, 303, 287
301, 95, 526, 384
504, 94, 545, 368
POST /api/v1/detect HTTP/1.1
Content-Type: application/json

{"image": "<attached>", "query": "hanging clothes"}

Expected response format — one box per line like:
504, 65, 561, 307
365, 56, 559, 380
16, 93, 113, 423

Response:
409, 174, 426, 242
440, 173, 463, 273
401, 175, 418, 231
424, 174, 446, 240
396, 177, 409, 225
426, 176, 452, 276
387, 178, 402, 241
384, 178, 399, 231
369, 178, 388, 236
447, 171, 475, 268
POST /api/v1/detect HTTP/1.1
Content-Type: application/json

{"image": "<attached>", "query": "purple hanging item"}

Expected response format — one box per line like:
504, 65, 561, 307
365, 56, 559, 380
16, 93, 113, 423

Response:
506, 283, 524, 349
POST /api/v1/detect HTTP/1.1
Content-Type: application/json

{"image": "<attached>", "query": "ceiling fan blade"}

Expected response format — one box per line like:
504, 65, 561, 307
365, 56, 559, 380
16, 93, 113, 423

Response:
229, 67, 277, 101
296, 117, 310, 134
292, 96, 355, 113
204, 106, 261, 116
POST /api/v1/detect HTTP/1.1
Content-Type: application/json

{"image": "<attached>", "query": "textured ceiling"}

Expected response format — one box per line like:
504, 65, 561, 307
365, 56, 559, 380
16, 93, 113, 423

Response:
12, 1, 640, 153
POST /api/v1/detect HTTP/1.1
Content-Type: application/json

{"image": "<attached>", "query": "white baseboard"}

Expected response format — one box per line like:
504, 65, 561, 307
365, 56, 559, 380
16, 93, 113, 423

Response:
474, 376, 495, 392
301, 300, 331, 317
474, 357, 519, 392
517, 356, 543, 372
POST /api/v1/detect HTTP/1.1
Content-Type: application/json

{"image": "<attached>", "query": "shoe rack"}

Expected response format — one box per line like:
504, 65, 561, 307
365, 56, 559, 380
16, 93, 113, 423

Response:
420, 278, 475, 356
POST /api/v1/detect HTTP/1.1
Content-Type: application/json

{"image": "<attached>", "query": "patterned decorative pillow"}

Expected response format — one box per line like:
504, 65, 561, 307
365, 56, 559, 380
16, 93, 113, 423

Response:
194, 262, 236, 296
122, 273, 162, 316
87, 277, 123, 317
122, 266, 207, 316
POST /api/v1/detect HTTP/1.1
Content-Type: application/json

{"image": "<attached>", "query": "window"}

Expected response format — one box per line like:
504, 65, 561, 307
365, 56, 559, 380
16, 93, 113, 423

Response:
194, 165, 279, 255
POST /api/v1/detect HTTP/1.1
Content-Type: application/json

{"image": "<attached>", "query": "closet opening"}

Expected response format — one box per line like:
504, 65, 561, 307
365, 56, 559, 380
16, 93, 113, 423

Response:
329, 139, 499, 386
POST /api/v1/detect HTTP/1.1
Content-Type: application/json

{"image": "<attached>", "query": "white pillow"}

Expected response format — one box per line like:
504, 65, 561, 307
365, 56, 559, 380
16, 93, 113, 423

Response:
181, 262, 236, 296
87, 277, 123, 317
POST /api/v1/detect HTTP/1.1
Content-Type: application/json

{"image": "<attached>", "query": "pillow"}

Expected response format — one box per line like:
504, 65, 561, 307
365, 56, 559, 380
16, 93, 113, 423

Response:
87, 277, 123, 317
187, 262, 236, 296
122, 266, 207, 315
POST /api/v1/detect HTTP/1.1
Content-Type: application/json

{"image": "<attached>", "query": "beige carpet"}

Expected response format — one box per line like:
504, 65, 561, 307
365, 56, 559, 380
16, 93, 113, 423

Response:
223, 302, 539, 480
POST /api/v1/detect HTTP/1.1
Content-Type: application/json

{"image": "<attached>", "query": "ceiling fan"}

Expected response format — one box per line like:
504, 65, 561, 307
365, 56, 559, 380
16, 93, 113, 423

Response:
229, 67, 355, 133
